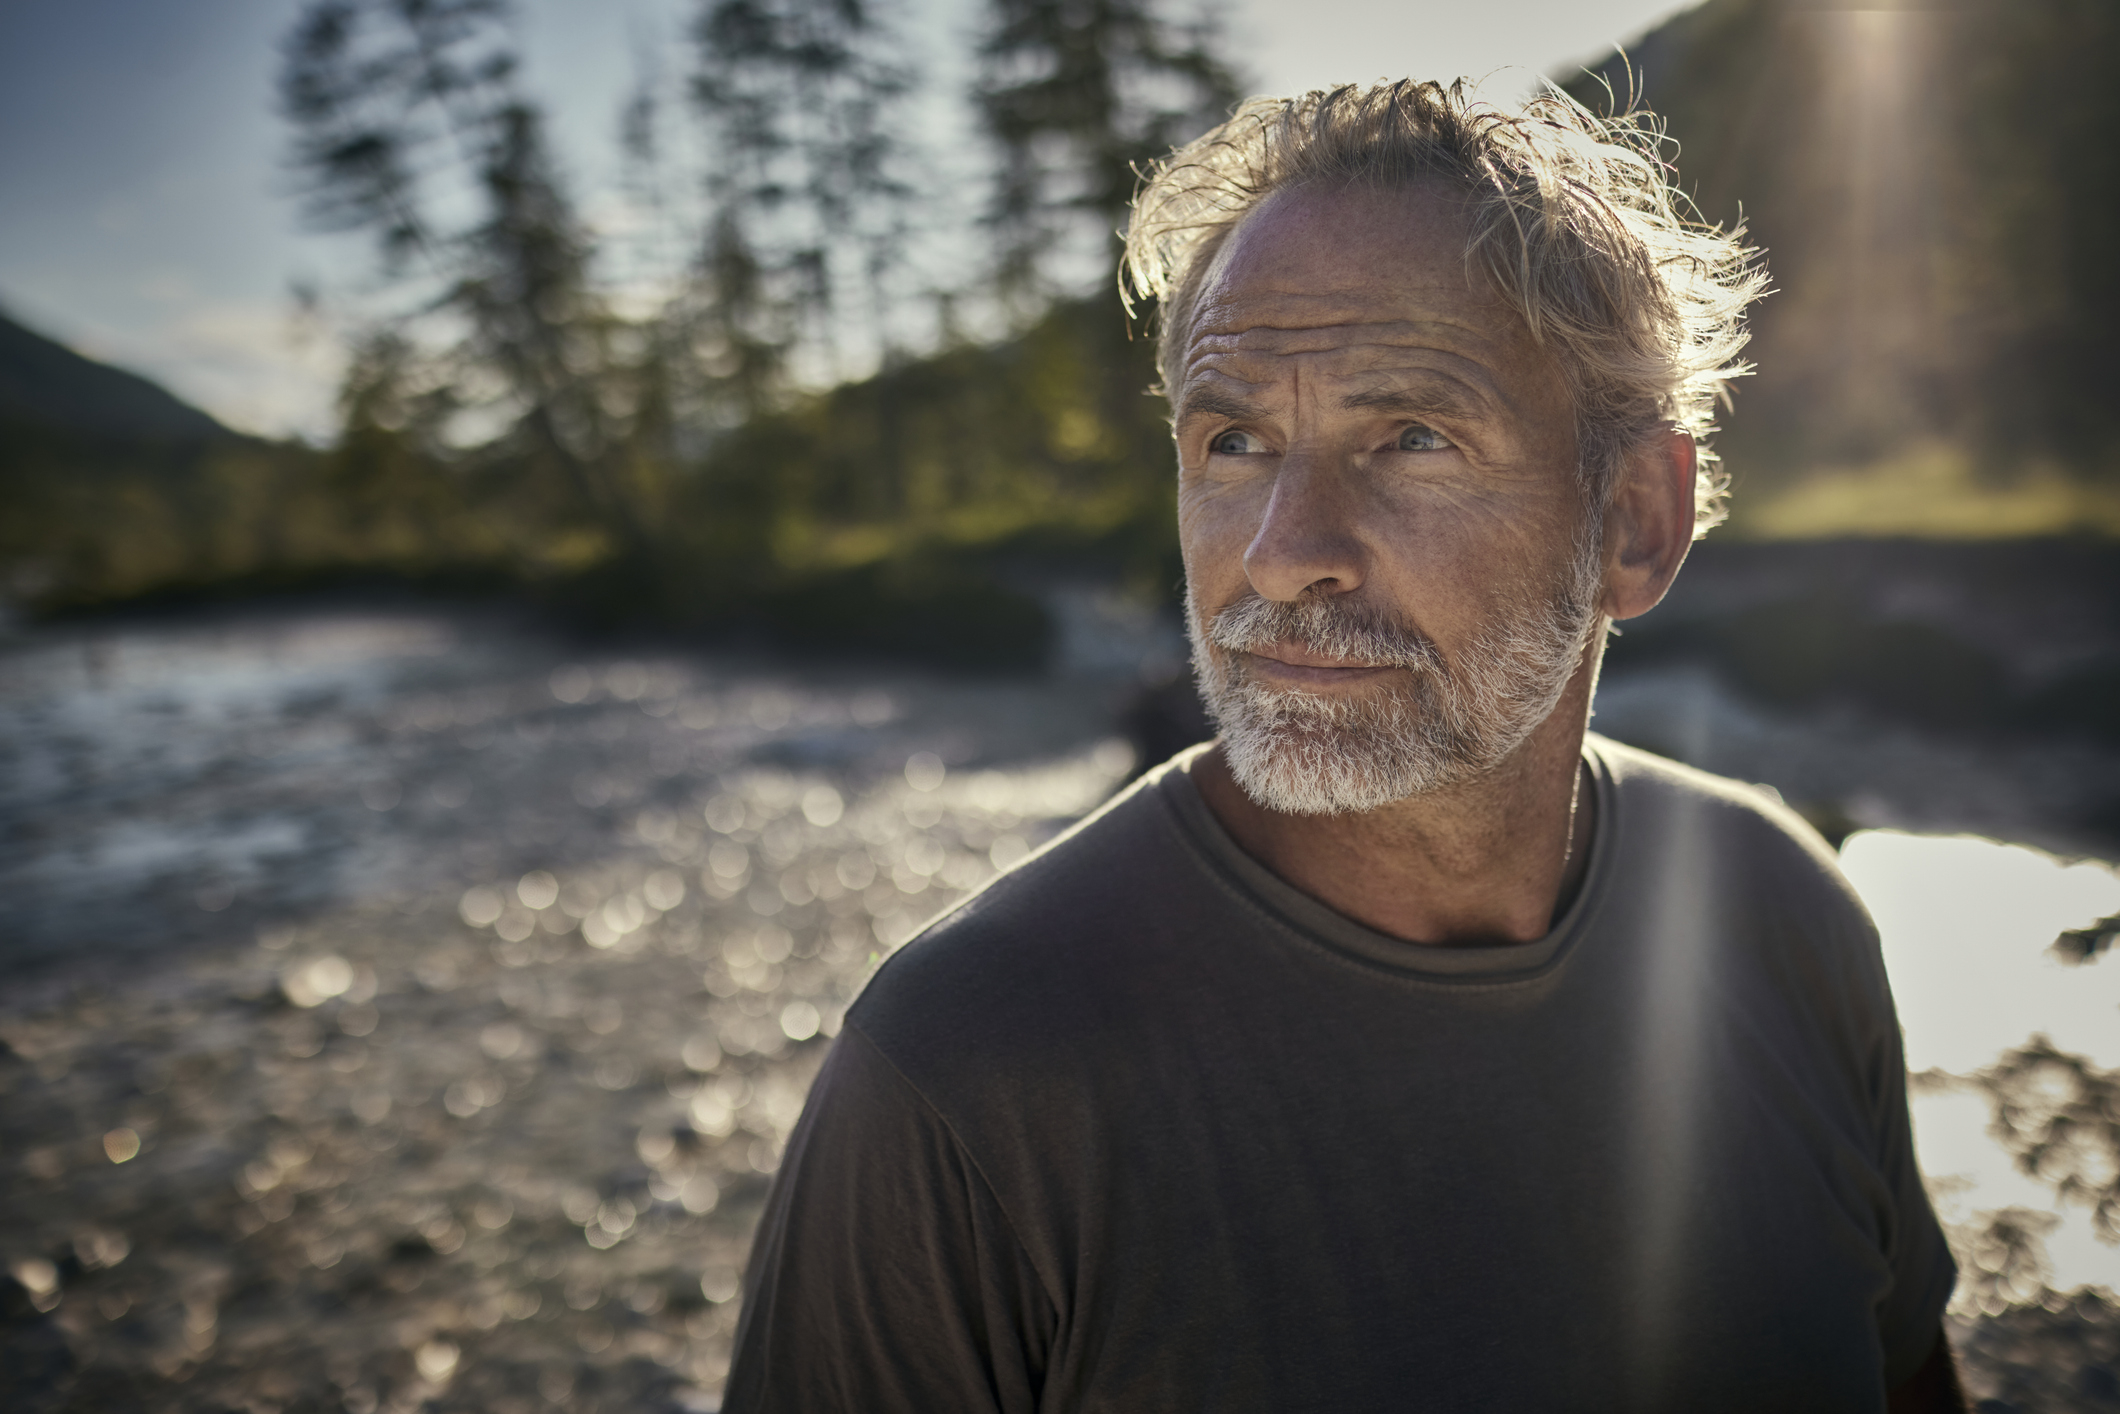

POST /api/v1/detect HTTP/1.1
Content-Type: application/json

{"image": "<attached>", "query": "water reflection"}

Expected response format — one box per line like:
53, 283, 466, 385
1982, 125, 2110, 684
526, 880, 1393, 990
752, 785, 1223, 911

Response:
0, 606, 1135, 1412
1851, 830, 2120, 1305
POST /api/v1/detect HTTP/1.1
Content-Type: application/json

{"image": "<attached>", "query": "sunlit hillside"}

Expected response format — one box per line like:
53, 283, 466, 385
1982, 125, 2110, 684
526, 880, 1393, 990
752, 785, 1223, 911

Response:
1566, 0, 2120, 538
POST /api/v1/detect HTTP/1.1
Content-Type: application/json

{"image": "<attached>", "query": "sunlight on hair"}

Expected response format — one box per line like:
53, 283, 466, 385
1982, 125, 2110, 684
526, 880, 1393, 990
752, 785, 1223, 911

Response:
1125, 79, 1766, 532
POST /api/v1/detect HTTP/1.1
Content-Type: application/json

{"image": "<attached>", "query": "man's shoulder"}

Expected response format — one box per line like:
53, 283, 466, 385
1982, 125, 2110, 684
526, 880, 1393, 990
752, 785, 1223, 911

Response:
846, 750, 1208, 1069
1592, 732, 1850, 879
1589, 733, 1883, 974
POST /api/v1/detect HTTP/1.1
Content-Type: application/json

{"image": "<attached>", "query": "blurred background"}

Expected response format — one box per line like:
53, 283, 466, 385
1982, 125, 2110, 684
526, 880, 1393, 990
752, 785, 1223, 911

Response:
2, 0, 2117, 1408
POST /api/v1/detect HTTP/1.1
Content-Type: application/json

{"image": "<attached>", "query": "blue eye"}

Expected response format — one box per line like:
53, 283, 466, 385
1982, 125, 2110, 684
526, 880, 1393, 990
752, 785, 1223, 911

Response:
1209, 429, 1264, 455
1396, 424, 1451, 452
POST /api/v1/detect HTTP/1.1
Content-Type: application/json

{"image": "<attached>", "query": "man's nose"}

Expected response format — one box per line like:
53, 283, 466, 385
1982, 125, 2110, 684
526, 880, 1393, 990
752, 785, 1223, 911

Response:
1242, 453, 1367, 602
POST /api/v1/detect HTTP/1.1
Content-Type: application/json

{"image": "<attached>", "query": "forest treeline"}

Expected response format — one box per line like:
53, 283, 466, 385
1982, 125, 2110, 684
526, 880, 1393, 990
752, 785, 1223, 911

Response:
8, 0, 2120, 648
7, 0, 1240, 660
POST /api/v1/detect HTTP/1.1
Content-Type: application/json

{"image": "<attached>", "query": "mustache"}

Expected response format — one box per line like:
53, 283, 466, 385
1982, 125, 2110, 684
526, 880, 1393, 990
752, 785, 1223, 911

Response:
1202, 592, 1443, 673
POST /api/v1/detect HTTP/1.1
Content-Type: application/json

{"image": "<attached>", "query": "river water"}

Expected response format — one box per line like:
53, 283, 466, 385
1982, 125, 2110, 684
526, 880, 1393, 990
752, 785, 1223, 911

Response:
2, 598, 2115, 1410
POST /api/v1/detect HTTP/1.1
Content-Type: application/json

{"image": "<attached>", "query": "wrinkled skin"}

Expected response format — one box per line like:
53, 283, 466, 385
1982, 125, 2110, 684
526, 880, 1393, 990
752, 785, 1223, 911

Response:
1175, 179, 1694, 946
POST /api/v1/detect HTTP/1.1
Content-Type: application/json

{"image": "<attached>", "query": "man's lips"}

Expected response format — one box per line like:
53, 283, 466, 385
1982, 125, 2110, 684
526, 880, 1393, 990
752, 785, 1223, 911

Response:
1240, 644, 1397, 685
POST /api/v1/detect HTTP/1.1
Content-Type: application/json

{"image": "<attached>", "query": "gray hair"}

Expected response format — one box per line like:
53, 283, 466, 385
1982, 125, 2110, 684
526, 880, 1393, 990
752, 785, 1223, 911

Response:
1122, 80, 1768, 533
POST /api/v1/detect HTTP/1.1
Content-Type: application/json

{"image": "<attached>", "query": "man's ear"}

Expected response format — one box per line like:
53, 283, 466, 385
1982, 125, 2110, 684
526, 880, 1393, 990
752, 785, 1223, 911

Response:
1600, 429, 1696, 622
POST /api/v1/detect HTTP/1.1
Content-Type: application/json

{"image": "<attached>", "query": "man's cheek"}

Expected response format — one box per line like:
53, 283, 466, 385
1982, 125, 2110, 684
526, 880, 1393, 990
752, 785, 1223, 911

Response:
1392, 494, 1569, 593
1177, 487, 1259, 575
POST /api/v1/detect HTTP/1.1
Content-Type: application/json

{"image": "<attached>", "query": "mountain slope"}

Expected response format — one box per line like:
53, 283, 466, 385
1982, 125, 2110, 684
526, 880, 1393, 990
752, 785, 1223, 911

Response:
0, 308, 228, 444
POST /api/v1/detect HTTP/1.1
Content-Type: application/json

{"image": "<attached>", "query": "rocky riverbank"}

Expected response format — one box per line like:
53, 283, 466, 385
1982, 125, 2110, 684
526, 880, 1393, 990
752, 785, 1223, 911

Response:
0, 603, 1135, 1412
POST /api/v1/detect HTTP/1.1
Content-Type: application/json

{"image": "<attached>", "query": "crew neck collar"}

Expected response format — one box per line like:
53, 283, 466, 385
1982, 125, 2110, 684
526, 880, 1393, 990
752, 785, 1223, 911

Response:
1154, 738, 1618, 983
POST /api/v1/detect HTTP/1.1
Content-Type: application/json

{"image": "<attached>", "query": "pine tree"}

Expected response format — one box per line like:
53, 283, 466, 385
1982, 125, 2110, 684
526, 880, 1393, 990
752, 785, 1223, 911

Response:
975, 0, 1244, 300
687, 0, 919, 416
279, 0, 653, 564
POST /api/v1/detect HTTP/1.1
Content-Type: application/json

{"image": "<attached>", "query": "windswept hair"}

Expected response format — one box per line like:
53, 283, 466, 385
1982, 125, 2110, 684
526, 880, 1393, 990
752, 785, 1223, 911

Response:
1122, 80, 1767, 534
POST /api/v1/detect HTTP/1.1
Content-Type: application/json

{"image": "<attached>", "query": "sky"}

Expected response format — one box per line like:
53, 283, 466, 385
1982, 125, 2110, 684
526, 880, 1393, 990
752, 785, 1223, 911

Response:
0, 0, 1697, 440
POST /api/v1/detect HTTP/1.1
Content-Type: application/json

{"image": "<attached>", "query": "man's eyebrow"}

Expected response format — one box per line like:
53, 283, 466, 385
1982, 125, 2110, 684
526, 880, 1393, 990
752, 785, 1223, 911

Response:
1339, 384, 1482, 420
1174, 385, 1266, 423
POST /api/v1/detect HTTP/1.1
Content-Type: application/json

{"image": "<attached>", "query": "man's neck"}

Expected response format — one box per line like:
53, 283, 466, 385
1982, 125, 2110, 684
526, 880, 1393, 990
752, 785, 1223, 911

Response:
1190, 657, 1600, 947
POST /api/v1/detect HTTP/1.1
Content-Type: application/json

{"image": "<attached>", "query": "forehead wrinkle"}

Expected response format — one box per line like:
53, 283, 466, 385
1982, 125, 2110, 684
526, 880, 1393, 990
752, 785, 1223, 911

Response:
1186, 339, 1515, 423
1170, 349, 1263, 398
1189, 311, 1505, 357
1183, 311, 1534, 403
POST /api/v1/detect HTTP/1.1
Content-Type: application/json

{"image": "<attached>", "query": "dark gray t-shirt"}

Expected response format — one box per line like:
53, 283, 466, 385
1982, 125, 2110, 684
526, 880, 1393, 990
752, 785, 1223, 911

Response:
725, 737, 1956, 1412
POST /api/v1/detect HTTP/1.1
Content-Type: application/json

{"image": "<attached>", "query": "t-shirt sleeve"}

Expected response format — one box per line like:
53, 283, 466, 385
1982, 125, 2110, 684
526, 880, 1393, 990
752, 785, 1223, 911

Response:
1866, 974, 1959, 1386
722, 1022, 1056, 1414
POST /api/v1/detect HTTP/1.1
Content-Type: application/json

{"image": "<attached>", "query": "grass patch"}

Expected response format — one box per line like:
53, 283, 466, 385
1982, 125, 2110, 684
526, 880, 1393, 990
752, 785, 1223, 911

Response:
1733, 444, 2120, 540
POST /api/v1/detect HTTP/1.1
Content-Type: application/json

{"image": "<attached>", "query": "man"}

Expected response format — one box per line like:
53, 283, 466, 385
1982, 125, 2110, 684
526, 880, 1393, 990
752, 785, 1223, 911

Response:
725, 81, 1963, 1411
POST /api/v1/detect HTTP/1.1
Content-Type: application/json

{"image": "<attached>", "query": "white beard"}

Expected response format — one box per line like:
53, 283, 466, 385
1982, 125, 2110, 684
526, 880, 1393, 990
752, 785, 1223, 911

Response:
1189, 533, 1605, 816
